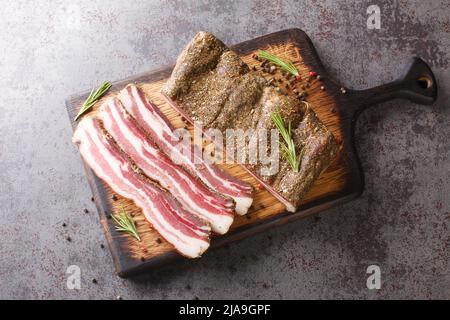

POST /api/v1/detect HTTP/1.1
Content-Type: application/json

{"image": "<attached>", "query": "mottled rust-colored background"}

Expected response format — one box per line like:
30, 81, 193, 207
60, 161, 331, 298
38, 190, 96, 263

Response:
0, 0, 448, 299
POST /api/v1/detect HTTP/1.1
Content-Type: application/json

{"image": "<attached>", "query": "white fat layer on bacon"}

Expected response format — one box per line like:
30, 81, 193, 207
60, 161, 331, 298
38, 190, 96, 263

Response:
73, 117, 209, 258
100, 99, 233, 234
119, 85, 253, 214
233, 196, 255, 216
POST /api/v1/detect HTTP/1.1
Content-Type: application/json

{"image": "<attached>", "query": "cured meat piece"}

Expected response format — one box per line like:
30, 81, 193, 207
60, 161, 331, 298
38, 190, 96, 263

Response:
73, 116, 210, 258
98, 98, 235, 234
161, 31, 340, 212
117, 84, 254, 215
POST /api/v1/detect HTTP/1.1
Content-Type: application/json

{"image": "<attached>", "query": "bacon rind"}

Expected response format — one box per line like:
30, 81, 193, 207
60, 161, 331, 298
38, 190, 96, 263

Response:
117, 84, 254, 215
73, 116, 210, 258
98, 98, 234, 234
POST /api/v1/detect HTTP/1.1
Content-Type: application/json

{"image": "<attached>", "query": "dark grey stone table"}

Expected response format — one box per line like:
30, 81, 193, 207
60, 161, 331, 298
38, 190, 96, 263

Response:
0, 0, 448, 299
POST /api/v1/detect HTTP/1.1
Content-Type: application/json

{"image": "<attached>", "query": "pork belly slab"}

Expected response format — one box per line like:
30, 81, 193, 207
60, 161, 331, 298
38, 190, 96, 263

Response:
73, 116, 210, 258
98, 98, 235, 234
117, 84, 254, 215
161, 31, 340, 212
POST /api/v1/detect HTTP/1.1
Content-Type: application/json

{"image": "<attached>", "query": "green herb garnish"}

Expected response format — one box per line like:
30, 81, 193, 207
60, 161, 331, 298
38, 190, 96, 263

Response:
112, 207, 141, 241
258, 50, 299, 76
271, 110, 301, 172
74, 81, 112, 121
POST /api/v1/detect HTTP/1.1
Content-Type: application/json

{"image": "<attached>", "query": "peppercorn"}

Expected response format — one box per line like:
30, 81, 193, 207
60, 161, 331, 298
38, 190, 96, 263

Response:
100, 244, 105, 249
84, 208, 89, 214
140, 257, 145, 262
156, 238, 162, 244
111, 194, 117, 201
309, 71, 317, 77
62, 223, 67, 227
90, 197, 94, 202
66, 236, 72, 242
92, 278, 98, 284
252, 66, 257, 71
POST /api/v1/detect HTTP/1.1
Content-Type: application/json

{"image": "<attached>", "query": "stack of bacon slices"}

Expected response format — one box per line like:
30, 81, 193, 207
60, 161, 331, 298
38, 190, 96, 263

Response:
73, 84, 254, 258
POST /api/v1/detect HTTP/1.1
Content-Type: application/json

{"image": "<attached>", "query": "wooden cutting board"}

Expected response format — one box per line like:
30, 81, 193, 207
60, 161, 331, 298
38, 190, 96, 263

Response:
66, 29, 437, 277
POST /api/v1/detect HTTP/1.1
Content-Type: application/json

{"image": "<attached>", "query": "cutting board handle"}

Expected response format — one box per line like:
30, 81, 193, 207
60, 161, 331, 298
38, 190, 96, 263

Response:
347, 57, 437, 116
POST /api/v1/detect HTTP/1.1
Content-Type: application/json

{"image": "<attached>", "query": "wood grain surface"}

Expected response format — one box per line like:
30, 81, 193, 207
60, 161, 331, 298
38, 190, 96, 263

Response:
66, 29, 437, 277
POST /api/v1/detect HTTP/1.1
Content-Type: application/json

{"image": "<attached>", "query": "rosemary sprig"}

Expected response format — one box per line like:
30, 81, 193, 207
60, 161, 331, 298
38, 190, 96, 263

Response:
258, 50, 299, 76
112, 207, 141, 241
271, 110, 301, 172
74, 81, 112, 121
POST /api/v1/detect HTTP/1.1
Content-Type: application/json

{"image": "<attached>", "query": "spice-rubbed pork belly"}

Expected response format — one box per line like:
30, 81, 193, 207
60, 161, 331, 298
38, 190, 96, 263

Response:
161, 31, 339, 212
73, 116, 210, 258
117, 84, 254, 215
98, 97, 235, 235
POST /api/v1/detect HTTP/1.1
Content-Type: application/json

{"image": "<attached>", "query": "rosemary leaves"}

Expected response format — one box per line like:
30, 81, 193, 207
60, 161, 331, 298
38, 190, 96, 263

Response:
74, 81, 112, 121
258, 50, 299, 76
270, 110, 301, 172
112, 207, 141, 241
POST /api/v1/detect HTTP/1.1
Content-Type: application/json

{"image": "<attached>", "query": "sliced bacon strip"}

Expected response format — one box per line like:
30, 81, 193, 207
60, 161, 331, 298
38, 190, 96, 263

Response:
73, 116, 210, 258
118, 84, 254, 215
98, 98, 235, 234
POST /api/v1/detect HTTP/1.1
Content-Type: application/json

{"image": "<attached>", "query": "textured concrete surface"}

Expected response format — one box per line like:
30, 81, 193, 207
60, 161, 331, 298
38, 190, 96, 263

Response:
0, 0, 449, 299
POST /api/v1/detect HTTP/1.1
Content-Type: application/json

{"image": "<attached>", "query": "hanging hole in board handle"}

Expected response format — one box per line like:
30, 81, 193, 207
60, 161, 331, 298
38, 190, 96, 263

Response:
417, 76, 433, 89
